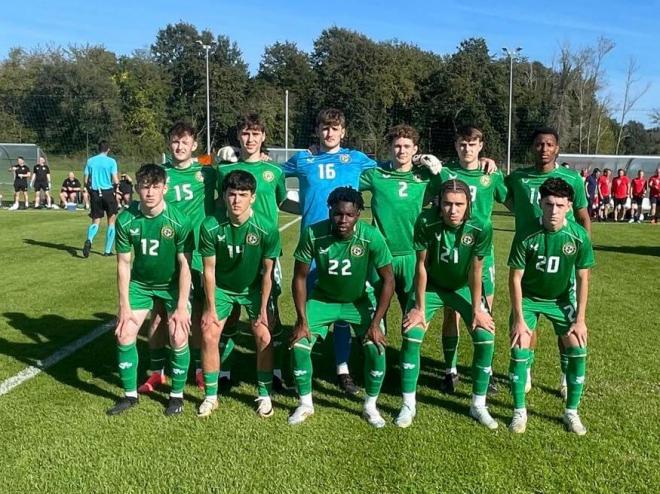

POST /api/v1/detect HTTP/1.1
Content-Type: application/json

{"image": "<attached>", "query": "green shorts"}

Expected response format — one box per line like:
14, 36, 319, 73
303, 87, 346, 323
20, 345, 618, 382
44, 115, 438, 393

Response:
482, 246, 495, 298
408, 285, 480, 329
371, 253, 415, 309
306, 296, 379, 340
510, 296, 577, 336
129, 281, 177, 312
215, 286, 262, 322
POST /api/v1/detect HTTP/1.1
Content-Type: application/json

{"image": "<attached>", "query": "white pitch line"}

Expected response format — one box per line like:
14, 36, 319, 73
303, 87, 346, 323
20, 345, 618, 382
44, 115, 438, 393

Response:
0, 216, 303, 398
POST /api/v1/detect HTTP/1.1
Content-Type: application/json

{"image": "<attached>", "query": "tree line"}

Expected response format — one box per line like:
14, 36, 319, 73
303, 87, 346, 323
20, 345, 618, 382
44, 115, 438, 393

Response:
0, 22, 657, 163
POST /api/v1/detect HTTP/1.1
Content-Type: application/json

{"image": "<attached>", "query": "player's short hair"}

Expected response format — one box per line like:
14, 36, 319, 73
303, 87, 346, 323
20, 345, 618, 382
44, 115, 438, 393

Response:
236, 112, 266, 134
169, 121, 197, 140
327, 186, 364, 211
438, 179, 472, 220
455, 125, 484, 142
531, 127, 560, 144
386, 124, 419, 145
316, 108, 346, 128
136, 164, 166, 187
17, 156, 24, 160
98, 141, 110, 153
540, 177, 574, 202
593, 168, 601, 174
617, 168, 624, 174
222, 170, 256, 194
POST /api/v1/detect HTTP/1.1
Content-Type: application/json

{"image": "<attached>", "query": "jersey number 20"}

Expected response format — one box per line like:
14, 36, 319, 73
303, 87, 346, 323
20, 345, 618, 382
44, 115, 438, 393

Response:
535, 255, 560, 273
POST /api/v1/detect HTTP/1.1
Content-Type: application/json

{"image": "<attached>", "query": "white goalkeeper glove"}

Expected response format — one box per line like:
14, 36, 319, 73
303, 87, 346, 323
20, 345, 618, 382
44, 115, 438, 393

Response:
217, 146, 240, 163
412, 154, 443, 175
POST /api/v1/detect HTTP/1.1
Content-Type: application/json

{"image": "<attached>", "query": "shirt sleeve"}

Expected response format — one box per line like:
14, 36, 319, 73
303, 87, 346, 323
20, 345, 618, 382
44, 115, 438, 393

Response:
283, 153, 301, 177
507, 232, 527, 270
275, 167, 287, 205
293, 226, 314, 264
115, 213, 132, 254
203, 166, 217, 215
493, 172, 508, 204
358, 169, 373, 192
198, 218, 217, 258
575, 232, 596, 270
368, 228, 393, 269
473, 223, 493, 258
413, 215, 428, 251
176, 218, 195, 254
504, 173, 514, 205
111, 159, 118, 175
263, 227, 282, 260
572, 175, 588, 210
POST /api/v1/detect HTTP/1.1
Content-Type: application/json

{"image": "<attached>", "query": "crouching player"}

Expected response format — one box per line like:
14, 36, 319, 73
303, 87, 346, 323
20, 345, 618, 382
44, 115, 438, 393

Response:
197, 170, 281, 418
107, 164, 194, 416
507, 178, 594, 435
400, 179, 497, 429
289, 187, 394, 427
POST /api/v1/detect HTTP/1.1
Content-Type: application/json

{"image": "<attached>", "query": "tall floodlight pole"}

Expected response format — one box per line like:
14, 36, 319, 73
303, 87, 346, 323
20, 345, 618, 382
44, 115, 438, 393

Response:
197, 40, 212, 154
503, 47, 522, 175
285, 90, 289, 161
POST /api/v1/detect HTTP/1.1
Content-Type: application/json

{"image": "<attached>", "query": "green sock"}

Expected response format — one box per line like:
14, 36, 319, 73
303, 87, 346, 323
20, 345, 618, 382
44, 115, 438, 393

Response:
527, 349, 536, 370
509, 347, 530, 409
204, 371, 219, 398
560, 351, 569, 375
220, 335, 235, 372
442, 335, 459, 372
364, 340, 386, 397
148, 347, 167, 374
117, 342, 138, 393
170, 345, 190, 394
256, 370, 273, 397
190, 347, 201, 372
471, 328, 495, 397
566, 346, 587, 410
291, 335, 316, 396
401, 327, 426, 394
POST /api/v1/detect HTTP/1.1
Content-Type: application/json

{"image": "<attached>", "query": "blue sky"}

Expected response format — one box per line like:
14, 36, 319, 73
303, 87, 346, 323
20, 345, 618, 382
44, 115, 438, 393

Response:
1, 0, 658, 125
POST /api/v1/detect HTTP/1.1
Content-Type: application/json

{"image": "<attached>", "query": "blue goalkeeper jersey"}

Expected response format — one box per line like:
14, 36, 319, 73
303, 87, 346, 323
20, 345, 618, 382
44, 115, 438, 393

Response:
283, 148, 376, 233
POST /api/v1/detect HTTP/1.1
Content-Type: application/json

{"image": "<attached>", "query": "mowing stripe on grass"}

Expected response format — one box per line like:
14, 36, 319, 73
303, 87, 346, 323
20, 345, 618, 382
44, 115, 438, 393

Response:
0, 215, 302, 397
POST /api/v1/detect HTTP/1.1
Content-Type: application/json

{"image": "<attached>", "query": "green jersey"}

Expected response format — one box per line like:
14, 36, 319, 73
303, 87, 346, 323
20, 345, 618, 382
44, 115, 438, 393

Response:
198, 210, 281, 295
413, 210, 492, 292
505, 165, 588, 232
359, 163, 431, 256
294, 219, 393, 303
217, 160, 286, 225
115, 202, 194, 290
508, 219, 595, 300
163, 161, 217, 271
432, 159, 507, 225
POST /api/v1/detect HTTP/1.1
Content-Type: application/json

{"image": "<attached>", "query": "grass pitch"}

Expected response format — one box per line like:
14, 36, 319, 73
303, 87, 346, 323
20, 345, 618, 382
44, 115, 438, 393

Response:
0, 206, 658, 493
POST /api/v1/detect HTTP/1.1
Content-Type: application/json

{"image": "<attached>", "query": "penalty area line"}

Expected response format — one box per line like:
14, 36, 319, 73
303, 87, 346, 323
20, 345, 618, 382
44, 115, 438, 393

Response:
0, 216, 302, 398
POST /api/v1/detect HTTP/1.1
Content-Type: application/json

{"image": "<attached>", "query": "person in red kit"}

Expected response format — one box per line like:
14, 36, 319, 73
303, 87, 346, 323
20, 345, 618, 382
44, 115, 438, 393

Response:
629, 170, 647, 223
612, 169, 630, 222
648, 167, 660, 224
598, 168, 612, 221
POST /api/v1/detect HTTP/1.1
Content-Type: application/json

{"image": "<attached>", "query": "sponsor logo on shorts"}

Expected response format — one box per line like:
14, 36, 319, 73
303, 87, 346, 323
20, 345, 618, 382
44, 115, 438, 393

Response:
351, 245, 365, 257
262, 170, 275, 182
461, 233, 475, 246
246, 233, 260, 246
562, 243, 576, 255
480, 175, 492, 186
195, 171, 204, 182
340, 154, 351, 163
161, 225, 175, 239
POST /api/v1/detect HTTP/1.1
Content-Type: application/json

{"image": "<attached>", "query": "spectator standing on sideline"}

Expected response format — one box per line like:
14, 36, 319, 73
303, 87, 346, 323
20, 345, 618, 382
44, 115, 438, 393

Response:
9, 157, 30, 210
629, 170, 647, 223
598, 168, 612, 221
611, 169, 630, 222
585, 168, 600, 220
31, 156, 52, 209
82, 141, 119, 257
649, 167, 660, 223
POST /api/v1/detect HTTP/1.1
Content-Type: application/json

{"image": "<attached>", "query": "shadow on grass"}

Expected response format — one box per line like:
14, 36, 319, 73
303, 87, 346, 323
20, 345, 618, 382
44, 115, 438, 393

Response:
594, 244, 660, 258
23, 238, 82, 258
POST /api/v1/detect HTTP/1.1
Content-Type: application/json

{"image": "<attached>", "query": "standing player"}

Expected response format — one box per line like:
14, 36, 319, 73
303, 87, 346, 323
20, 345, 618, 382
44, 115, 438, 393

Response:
138, 122, 217, 394
215, 113, 287, 391
197, 171, 280, 418
107, 164, 194, 416
585, 168, 600, 221
8, 157, 30, 210
507, 178, 594, 435
649, 167, 660, 223
611, 169, 630, 222
504, 127, 590, 395
82, 141, 119, 257
431, 126, 507, 394
59, 172, 82, 207
597, 168, 612, 221
629, 170, 647, 223
284, 108, 442, 395
289, 187, 394, 427
31, 156, 52, 209
399, 180, 497, 429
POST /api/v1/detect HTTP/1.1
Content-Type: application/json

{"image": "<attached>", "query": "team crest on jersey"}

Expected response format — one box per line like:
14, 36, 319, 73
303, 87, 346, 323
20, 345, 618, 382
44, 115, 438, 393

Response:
246, 233, 260, 246
161, 225, 175, 239
480, 175, 491, 186
339, 154, 351, 163
461, 233, 475, 246
351, 245, 365, 257
262, 170, 275, 182
195, 171, 204, 182
562, 242, 576, 256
